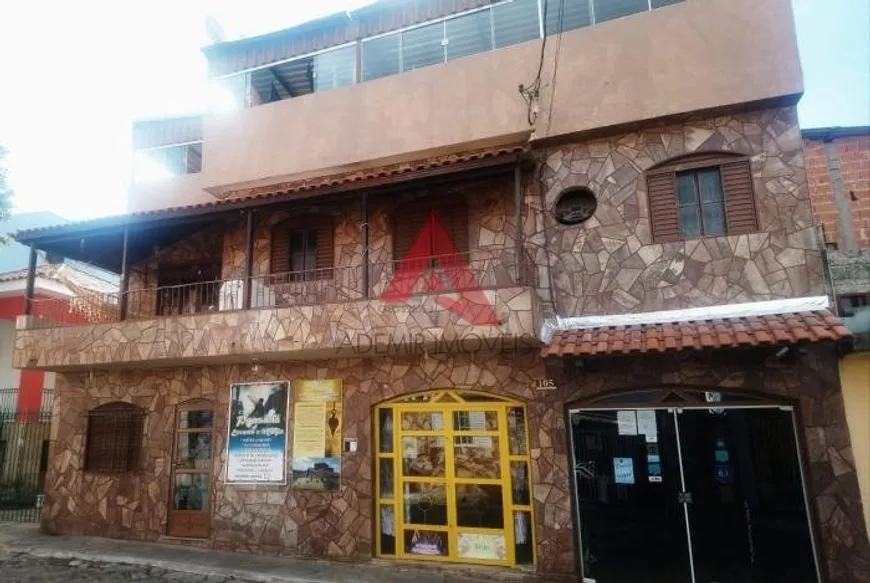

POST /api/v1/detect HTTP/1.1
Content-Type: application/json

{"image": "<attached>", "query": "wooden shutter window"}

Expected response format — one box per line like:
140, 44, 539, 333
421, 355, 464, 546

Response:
394, 198, 469, 261
646, 153, 758, 242
720, 160, 758, 234
646, 172, 680, 243
270, 227, 291, 274
84, 402, 144, 473
271, 217, 334, 276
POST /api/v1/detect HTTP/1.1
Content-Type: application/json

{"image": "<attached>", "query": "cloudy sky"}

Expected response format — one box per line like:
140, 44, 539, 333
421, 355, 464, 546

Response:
0, 0, 867, 222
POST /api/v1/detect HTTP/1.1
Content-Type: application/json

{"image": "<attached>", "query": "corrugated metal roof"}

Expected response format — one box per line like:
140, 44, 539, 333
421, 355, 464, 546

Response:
14, 143, 526, 243
132, 115, 204, 150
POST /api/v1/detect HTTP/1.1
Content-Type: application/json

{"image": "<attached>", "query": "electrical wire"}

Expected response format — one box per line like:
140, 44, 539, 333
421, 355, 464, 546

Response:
519, 0, 550, 126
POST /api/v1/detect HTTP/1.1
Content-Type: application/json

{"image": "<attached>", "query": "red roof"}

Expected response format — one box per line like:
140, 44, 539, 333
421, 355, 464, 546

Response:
542, 310, 852, 357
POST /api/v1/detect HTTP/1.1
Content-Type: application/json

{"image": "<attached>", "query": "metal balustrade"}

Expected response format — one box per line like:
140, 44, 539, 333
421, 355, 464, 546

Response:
24, 248, 535, 329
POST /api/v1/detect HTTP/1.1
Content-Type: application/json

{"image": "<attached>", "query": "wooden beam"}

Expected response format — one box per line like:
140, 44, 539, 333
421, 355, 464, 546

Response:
24, 246, 37, 316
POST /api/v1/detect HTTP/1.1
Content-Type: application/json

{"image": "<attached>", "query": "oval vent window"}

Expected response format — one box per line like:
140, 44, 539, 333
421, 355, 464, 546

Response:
554, 187, 597, 225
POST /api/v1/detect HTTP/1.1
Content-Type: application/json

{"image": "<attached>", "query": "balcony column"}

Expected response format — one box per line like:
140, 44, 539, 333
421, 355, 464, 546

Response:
24, 245, 37, 315
119, 228, 130, 321
514, 163, 524, 285
361, 192, 369, 299
243, 209, 255, 309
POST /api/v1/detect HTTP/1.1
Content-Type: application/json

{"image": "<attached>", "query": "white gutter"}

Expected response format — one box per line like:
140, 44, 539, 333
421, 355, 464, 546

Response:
540, 296, 832, 344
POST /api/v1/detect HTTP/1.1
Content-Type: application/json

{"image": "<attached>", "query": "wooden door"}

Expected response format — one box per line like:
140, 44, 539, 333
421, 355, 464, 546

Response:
167, 400, 214, 538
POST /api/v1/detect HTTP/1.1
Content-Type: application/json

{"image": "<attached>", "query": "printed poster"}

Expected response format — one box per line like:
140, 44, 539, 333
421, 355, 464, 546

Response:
613, 457, 635, 485
616, 410, 638, 436
457, 533, 507, 560
291, 379, 342, 491
227, 381, 289, 484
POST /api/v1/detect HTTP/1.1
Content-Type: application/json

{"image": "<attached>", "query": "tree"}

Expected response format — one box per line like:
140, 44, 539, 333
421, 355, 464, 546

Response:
0, 145, 12, 222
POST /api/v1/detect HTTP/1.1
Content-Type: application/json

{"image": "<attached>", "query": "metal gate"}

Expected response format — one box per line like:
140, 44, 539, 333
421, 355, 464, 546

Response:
0, 388, 53, 523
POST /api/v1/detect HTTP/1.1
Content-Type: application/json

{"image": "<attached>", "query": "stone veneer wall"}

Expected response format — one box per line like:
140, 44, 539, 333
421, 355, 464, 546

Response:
544, 346, 870, 582
40, 350, 586, 574
525, 106, 824, 316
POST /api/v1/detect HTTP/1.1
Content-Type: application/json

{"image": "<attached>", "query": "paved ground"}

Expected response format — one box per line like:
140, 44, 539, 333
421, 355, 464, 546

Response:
0, 523, 556, 583
0, 553, 242, 582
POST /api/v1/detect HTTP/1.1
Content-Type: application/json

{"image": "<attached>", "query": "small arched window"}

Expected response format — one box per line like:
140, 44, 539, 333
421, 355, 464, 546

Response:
84, 402, 145, 473
645, 152, 758, 242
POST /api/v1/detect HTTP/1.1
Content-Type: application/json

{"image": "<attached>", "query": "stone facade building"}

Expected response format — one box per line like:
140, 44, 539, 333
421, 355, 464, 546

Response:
10, 1, 870, 581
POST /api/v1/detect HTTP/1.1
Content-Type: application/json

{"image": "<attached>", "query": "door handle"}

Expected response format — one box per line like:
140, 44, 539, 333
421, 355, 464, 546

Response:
677, 491, 693, 505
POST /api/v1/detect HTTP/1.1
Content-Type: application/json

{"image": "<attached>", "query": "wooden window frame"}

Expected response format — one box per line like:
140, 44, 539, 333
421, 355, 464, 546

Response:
84, 402, 145, 474
269, 216, 334, 280
646, 151, 759, 243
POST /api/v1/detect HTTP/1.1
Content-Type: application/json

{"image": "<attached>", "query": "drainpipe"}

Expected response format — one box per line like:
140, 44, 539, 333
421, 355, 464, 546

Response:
514, 163, 524, 284
361, 192, 370, 299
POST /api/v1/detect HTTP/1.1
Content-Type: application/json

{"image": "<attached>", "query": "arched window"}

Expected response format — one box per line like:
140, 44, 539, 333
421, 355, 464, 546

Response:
645, 151, 758, 242
84, 402, 145, 473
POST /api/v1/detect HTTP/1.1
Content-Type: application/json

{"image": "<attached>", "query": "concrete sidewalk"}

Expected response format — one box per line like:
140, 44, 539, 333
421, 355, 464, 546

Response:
0, 523, 554, 583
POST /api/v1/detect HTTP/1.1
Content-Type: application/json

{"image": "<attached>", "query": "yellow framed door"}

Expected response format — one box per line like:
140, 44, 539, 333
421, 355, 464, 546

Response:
375, 390, 535, 568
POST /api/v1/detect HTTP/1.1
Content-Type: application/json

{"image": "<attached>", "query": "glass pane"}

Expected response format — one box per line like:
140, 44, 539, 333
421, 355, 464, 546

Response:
652, 0, 684, 7
508, 407, 527, 455
178, 410, 213, 430
514, 510, 534, 565
173, 473, 209, 511
453, 410, 498, 431
403, 482, 447, 525
208, 72, 247, 112
402, 22, 444, 72
379, 458, 395, 499
593, 0, 650, 23
457, 532, 507, 561
493, 0, 540, 49
676, 173, 697, 205
404, 529, 448, 557
446, 9, 492, 62
176, 432, 212, 469
546, 0, 592, 35
698, 169, 723, 203
290, 230, 305, 272
454, 436, 501, 479
511, 461, 531, 505
379, 409, 394, 453
402, 436, 445, 477
313, 45, 356, 92
679, 205, 702, 239
456, 483, 504, 528
362, 33, 400, 81
402, 411, 444, 431
380, 505, 396, 555
702, 202, 727, 236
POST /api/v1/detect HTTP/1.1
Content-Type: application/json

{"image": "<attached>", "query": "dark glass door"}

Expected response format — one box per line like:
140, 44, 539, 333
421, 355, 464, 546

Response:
571, 410, 692, 582
677, 408, 818, 583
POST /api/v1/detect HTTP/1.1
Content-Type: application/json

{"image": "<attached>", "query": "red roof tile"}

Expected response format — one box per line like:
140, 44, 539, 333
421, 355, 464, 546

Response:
542, 310, 852, 357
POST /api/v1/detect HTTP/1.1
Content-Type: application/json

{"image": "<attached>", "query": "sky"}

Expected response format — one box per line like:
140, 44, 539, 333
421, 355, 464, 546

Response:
0, 0, 867, 222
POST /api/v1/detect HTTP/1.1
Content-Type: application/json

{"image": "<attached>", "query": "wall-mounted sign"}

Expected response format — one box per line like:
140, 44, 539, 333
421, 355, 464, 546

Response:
457, 533, 506, 560
291, 379, 342, 491
613, 457, 635, 485
226, 381, 289, 484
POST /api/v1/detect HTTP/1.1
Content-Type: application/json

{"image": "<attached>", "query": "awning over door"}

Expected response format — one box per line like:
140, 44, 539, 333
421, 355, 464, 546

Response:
542, 297, 852, 357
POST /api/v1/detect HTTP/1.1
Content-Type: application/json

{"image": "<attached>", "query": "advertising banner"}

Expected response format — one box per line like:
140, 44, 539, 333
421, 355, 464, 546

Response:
226, 381, 289, 484
291, 379, 342, 491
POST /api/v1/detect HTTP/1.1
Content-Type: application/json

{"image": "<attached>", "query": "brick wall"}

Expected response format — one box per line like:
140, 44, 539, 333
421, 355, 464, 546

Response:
804, 132, 870, 249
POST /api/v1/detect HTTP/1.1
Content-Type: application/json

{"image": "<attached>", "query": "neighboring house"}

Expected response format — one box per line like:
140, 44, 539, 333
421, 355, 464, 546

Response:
9, 1, 870, 582
804, 125, 870, 538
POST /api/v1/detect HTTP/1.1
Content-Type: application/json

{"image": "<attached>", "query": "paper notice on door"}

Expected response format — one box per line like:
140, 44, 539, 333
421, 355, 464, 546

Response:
616, 410, 638, 436
613, 457, 635, 484
636, 410, 658, 443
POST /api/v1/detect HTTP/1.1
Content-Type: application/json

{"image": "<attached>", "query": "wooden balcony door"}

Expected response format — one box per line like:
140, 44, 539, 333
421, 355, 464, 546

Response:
167, 400, 214, 538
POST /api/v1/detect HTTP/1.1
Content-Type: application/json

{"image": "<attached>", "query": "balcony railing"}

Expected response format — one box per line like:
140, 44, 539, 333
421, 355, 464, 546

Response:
24, 249, 536, 329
